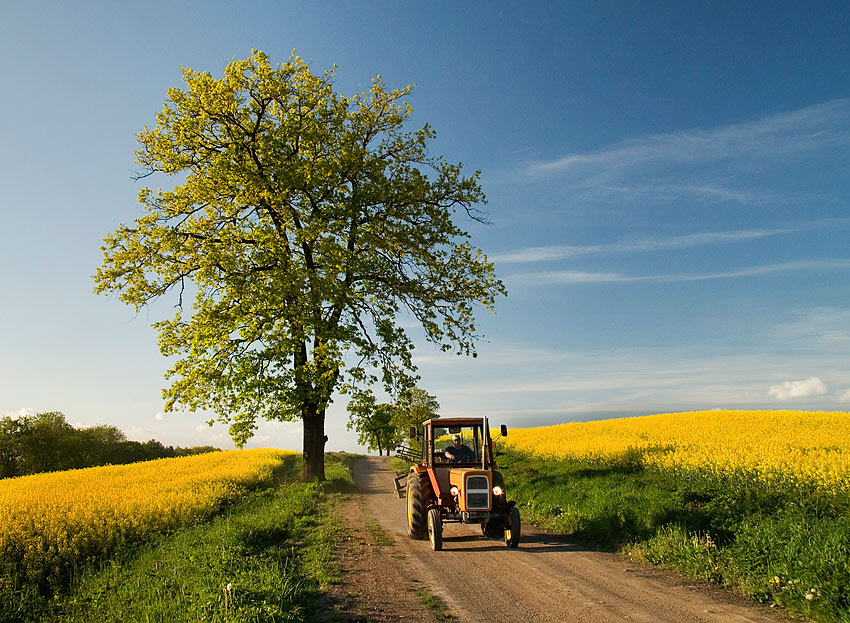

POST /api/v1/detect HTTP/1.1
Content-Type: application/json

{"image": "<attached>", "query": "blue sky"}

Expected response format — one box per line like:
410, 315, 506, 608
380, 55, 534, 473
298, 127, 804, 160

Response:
2, 2, 849, 452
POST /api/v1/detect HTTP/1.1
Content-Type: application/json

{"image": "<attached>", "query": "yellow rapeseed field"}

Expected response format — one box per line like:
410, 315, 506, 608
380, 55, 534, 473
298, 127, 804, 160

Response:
0, 448, 295, 586
503, 410, 850, 493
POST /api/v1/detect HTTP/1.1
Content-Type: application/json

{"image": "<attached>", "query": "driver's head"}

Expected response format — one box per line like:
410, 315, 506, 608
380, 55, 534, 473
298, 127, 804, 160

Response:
451, 434, 461, 445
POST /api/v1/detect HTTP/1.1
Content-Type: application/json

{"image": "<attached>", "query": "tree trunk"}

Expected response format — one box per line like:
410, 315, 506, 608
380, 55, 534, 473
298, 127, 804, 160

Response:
301, 404, 328, 482
302, 403, 326, 481
295, 336, 329, 481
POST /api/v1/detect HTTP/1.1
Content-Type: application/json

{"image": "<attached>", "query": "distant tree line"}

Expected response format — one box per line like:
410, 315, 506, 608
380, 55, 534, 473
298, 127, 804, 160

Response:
0, 411, 219, 479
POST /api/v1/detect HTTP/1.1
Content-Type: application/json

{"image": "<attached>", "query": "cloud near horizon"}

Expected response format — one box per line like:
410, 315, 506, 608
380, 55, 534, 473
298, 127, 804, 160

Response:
3, 407, 35, 420
768, 377, 828, 400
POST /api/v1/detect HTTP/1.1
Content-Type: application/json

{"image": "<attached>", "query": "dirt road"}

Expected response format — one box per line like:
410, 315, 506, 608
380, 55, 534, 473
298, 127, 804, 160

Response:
327, 456, 791, 623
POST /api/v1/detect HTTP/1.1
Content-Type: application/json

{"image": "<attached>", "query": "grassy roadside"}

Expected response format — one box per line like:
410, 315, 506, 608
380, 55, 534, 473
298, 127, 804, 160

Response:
5, 452, 358, 623
498, 446, 850, 622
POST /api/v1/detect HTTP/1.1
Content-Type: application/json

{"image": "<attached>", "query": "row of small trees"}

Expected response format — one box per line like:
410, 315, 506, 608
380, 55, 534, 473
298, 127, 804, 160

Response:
0, 411, 217, 479
347, 387, 439, 456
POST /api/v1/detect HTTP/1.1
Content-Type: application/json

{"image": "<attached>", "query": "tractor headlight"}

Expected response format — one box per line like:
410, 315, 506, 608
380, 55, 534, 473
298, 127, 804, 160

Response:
450, 486, 459, 496
492, 485, 503, 496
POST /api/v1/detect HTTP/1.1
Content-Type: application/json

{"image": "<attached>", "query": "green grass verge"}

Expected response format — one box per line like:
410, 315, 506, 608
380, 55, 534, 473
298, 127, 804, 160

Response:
415, 589, 454, 622
499, 447, 850, 623
388, 455, 414, 474
3, 452, 357, 623
365, 516, 394, 547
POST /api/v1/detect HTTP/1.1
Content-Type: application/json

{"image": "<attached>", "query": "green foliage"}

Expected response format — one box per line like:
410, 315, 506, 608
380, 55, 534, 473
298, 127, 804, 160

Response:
346, 386, 438, 455
502, 447, 850, 623
93, 50, 505, 476
347, 393, 398, 455
394, 387, 440, 434
4, 452, 352, 623
0, 411, 218, 479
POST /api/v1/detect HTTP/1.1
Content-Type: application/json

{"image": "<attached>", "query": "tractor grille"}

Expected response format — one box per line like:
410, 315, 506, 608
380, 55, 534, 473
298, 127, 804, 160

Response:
465, 475, 490, 510
467, 493, 489, 508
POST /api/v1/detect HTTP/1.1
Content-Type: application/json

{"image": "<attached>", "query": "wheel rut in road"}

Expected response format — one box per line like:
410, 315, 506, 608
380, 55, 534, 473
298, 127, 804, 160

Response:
331, 456, 791, 623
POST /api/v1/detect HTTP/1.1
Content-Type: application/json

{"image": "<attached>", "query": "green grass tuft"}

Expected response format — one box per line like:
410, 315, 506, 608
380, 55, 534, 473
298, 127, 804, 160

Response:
415, 589, 454, 621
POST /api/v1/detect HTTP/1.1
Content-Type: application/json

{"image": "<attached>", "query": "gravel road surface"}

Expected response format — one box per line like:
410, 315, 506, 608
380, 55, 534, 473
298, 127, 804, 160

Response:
340, 456, 791, 623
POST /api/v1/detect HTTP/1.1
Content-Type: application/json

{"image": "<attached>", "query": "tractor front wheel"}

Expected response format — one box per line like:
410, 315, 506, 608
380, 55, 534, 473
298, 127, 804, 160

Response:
407, 472, 431, 540
482, 519, 502, 538
428, 508, 443, 551
504, 507, 521, 548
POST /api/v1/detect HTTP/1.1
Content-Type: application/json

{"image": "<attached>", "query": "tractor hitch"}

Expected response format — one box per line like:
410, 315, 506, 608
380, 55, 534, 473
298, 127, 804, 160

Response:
393, 471, 407, 498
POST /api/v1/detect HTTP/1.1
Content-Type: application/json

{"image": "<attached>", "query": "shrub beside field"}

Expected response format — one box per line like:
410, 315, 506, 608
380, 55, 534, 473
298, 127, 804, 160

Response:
0, 449, 357, 623
500, 410, 850, 623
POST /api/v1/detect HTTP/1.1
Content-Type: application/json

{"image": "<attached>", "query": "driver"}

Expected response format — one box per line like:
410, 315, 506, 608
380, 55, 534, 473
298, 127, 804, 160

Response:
444, 434, 475, 463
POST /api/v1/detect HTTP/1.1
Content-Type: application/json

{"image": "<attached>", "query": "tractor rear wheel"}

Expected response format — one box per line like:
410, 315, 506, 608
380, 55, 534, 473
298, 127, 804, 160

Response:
504, 506, 521, 548
428, 508, 443, 551
407, 472, 431, 540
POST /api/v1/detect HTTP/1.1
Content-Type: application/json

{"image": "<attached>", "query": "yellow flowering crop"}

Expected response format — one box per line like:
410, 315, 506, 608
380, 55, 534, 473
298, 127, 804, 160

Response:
503, 410, 850, 493
0, 448, 296, 587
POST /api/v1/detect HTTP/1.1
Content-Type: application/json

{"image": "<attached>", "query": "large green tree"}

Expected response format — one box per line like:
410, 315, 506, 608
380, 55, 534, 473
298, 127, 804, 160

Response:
94, 51, 505, 480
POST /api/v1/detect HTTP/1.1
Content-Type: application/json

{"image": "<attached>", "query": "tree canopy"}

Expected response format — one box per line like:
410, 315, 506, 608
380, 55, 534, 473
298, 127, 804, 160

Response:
94, 51, 505, 480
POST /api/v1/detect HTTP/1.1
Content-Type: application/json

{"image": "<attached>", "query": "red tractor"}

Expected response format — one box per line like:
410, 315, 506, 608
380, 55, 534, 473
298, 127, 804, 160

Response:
399, 416, 520, 551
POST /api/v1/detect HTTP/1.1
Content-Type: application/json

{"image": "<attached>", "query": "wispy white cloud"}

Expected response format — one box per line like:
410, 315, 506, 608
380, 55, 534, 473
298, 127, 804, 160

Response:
514, 99, 850, 208
768, 377, 828, 400
599, 183, 792, 206
523, 98, 850, 181
509, 259, 850, 286
658, 259, 850, 282
515, 270, 632, 284
839, 389, 850, 402
492, 227, 795, 264
771, 307, 850, 347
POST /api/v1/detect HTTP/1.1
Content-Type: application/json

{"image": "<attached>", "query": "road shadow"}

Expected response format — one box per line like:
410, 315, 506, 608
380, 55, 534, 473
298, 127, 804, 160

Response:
437, 531, 591, 554
356, 478, 398, 496
353, 456, 407, 496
